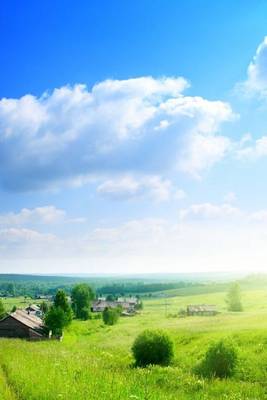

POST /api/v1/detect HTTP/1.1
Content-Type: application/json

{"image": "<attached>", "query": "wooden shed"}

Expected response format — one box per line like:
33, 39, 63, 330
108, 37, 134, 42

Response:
0, 309, 46, 339
187, 304, 217, 316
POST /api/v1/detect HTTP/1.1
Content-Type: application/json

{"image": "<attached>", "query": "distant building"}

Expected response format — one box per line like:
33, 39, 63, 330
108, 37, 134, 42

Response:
91, 300, 118, 312
35, 294, 53, 301
0, 309, 46, 339
25, 304, 43, 318
187, 304, 217, 316
25, 304, 40, 313
92, 297, 139, 313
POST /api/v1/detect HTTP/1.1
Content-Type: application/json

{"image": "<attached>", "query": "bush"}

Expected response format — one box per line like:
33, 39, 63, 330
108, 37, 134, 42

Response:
102, 307, 120, 325
196, 340, 238, 378
132, 329, 174, 367
80, 307, 90, 320
178, 308, 187, 318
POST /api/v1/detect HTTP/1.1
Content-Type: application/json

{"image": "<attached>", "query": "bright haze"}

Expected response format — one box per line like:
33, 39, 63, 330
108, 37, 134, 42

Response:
1, 1, 267, 274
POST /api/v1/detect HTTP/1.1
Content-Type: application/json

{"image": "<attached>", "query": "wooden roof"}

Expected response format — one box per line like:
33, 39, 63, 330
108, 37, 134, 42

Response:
187, 304, 217, 312
2, 309, 44, 330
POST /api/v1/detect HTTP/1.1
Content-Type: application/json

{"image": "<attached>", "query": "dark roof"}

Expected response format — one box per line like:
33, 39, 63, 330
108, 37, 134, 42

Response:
8, 309, 44, 330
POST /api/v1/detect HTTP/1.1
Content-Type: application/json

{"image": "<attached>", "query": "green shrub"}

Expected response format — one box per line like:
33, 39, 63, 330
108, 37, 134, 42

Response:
178, 308, 187, 317
102, 307, 120, 325
80, 307, 90, 320
196, 340, 238, 378
132, 329, 174, 367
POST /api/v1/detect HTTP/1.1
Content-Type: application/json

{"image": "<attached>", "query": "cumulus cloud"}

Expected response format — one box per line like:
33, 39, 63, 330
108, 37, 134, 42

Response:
96, 175, 185, 202
0, 206, 66, 226
241, 37, 267, 95
0, 228, 60, 258
0, 77, 235, 191
179, 202, 242, 220
178, 133, 231, 178
236, 135, 267, 160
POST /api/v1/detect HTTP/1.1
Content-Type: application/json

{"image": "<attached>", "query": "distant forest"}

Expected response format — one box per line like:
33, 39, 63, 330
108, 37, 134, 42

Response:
0, 274, 203, 298
0, 273, 264, 299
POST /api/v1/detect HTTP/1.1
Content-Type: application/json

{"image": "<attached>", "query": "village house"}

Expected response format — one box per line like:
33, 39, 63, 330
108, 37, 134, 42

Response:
0, 309, 46, 339
25, 304, 43, 318
92, 297, 139, 313
187, 304, 218, 316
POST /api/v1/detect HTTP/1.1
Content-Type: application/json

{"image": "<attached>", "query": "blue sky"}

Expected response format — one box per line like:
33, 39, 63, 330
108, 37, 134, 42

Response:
1, 1, 267, 274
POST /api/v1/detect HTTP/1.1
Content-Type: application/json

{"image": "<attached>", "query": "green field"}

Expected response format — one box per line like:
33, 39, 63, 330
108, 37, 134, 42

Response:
1, 287, 267, 399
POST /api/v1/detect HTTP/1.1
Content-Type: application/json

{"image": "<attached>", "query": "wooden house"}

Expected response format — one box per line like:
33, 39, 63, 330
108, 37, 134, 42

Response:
0, 309, 46, 339
92, 298, 138, 313
187, 304, 217, 316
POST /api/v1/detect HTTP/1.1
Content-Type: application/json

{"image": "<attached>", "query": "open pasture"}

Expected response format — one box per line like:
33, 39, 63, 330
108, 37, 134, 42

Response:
1, 288, 267, 399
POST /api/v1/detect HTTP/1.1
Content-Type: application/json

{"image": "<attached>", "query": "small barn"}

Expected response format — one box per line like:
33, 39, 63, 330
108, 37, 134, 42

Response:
187, 304, 217, 316
0, 309, 46, 339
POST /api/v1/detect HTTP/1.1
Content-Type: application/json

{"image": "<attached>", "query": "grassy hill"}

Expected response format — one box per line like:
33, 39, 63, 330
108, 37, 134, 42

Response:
1, 286, 267, 399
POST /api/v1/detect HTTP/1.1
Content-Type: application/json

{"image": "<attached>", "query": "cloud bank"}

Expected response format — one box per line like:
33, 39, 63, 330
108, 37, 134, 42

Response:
0, 77, 234, 191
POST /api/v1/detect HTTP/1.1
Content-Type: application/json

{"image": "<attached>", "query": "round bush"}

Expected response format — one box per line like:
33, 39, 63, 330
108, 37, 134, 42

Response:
102, 307, 120, 325
198, 340, 238, 378
132, 329, 174, 367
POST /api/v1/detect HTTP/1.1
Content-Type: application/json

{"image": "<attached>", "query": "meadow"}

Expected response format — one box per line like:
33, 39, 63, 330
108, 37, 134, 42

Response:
1, 287, 267, 399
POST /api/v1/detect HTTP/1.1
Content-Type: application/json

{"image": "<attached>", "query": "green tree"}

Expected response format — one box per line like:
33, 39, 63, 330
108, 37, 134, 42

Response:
11, 305, 17, 313
45, 306, 70, 336
40, 301, 48, 314
0, 299, 5, 319
71, 284, 94, 319
54, 289, 72, 324
226, 283, 243, 312
102, 307, 120, 325
106, 294, 115, 301
136, 300, 143, 310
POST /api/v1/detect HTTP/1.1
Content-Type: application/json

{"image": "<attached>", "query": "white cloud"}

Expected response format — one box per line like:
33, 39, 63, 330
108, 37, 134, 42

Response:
223, 192, 237, 203
179, 202, 242, 220
178, 133, 232, 178
0, 227, 60, 259
0, 77, 235, 191
0, 206, 66, 226
236, 135, 267, 160
96, 175, 184, 202
242, 37, 267, 95
2, 206, 267, 272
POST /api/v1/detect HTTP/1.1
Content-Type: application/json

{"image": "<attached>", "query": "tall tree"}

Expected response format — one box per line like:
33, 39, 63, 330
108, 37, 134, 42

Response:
45, 306, 70, 336
54, 289, 72, 324
225, 283, 243, 312
71, 284, 94, 319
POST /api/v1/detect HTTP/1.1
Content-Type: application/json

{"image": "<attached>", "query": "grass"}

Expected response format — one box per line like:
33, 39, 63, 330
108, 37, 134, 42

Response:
1, 288, 267, 398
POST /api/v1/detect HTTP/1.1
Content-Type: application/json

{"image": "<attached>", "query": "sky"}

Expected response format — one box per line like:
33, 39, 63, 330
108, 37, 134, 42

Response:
1, 1, 267, 274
